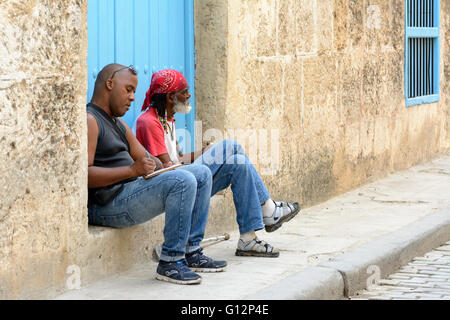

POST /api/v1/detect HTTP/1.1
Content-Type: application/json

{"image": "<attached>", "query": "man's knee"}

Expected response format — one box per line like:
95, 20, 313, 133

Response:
165, 169, 198, 191
226, 154, 248, 166
197, 164, 212, 184
183, 164, 212, 186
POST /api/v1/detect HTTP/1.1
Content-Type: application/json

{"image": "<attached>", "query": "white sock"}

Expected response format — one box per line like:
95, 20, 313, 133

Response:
239, 230, 256, 243
261, 199, 276, 218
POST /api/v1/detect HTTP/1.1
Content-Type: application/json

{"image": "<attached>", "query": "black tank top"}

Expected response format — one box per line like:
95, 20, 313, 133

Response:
87, 103, 136, 200
87, 103, 134, 169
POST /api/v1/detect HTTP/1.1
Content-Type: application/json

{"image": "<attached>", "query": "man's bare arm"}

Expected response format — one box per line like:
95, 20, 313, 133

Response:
153, 153, 173, 168
176, 141, 211, 164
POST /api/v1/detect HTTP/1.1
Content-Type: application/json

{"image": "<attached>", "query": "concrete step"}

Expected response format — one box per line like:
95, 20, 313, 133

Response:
55, 155, 450, 300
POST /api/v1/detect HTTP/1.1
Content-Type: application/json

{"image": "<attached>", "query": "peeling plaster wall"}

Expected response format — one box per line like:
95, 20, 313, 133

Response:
0, 0, 89, 299
195, 0, 450, 219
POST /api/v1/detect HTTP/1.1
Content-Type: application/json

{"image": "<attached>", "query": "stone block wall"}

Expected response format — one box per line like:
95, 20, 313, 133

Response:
195, 0, 450, 217
0, 0, 89, 298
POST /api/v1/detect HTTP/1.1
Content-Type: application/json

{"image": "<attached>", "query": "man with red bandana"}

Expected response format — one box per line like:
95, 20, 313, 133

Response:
87, 64, 226, 286
137, 69, 301, 258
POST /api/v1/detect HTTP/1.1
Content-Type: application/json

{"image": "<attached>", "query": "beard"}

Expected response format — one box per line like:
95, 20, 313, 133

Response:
173, 96, 192, 114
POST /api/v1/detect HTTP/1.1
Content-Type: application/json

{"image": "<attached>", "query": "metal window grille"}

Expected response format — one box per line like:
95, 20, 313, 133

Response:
405, 0, 440, 107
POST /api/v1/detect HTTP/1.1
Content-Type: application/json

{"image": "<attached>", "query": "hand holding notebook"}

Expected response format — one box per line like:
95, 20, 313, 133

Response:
143, 163, 183, 179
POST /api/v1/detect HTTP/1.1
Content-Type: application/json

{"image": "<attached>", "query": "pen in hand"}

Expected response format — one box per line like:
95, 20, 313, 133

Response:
146, 151, 163, 171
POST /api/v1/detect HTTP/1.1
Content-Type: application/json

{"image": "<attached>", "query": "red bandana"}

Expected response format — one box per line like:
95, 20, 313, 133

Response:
141, 69, 188, 111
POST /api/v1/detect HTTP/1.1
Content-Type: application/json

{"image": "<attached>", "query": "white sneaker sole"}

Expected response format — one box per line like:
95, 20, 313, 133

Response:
155, 274, 202, 285
190, 266, 227, 273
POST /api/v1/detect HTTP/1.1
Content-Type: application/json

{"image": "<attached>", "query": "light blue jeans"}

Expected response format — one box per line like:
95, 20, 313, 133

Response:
88, 164, 212, 262
194, 139, 271, 234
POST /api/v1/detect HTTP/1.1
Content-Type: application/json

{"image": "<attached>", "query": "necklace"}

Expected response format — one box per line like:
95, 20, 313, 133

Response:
157, 108, 174, 140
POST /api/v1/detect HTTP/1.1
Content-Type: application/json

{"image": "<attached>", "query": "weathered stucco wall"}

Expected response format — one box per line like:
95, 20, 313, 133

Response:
0, 0, 89, 298
195, 0, 450, 219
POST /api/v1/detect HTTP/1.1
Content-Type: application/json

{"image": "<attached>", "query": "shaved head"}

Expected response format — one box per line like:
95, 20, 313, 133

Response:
90, 63, 138, 117
93, 63, 125, 95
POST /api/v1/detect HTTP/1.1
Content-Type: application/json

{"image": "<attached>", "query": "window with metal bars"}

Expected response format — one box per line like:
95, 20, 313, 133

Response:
405, 0, 440, 107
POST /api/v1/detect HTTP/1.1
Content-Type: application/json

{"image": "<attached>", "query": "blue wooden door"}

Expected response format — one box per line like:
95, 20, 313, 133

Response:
87, 0, 196, 152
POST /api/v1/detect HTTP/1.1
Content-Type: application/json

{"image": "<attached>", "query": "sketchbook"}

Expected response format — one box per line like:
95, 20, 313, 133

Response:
143, 163, 183, 179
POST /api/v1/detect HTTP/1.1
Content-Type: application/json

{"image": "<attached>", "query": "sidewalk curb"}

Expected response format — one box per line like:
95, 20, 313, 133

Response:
246, 267, 345, 300
247, 208, 450, 300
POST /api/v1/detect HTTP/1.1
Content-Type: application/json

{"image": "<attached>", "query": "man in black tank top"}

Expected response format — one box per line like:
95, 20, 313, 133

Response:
87, 64, 226, 285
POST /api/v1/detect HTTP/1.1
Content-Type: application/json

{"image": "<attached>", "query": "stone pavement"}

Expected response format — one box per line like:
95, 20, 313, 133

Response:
350, 242, 450, 300
55, 154, 450, 300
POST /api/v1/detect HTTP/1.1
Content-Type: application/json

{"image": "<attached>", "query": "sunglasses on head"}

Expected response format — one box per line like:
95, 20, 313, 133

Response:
110, 65, 138, 79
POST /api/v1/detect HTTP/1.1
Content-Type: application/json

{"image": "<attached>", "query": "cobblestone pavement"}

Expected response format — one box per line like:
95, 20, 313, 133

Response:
350, 241, 450, 300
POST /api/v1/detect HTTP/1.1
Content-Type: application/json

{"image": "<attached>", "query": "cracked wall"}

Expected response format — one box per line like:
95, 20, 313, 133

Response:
0, 0, 88, 299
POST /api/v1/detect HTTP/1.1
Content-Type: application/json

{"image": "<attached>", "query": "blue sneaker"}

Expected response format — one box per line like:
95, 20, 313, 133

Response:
186, 249, 227, 272
156, 260, 202, 285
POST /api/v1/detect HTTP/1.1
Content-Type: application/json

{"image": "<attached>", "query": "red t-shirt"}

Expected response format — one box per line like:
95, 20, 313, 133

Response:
136, 108, 174, 157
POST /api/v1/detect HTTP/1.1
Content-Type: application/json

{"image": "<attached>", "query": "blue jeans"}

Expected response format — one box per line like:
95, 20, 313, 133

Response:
88, 164, 212, 262
194, 139, 271, 234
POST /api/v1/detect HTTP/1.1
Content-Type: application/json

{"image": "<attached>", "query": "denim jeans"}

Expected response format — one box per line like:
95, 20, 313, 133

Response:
88, 164, 212, 262
194, 139, 271, 234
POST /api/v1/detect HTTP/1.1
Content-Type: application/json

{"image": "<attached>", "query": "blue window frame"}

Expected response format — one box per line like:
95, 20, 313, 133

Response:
405, 0, 440, 107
